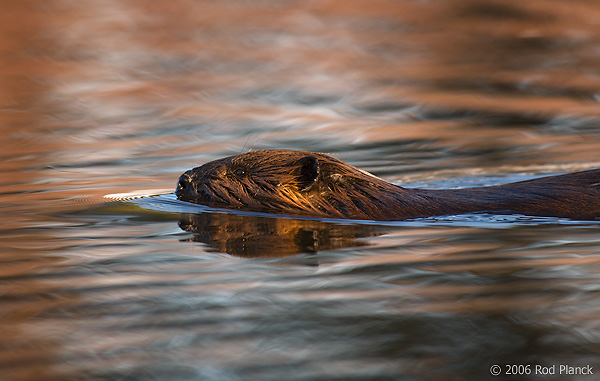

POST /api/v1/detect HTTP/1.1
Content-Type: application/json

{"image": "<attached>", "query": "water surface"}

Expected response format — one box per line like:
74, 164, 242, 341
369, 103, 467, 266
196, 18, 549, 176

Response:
2, 1, 600, 380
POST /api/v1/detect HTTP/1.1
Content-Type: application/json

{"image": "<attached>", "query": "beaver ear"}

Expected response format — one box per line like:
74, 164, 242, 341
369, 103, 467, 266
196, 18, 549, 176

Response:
293, 156, 320, 191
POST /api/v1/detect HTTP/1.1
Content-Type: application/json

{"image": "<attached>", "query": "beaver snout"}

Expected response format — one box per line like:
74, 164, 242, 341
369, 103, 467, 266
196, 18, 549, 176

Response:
175, 170, 196, 200
175, 169, 217, 204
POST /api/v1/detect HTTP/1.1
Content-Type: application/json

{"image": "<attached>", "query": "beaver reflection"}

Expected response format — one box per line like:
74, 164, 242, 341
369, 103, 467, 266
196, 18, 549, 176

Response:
178, 212, 381, 258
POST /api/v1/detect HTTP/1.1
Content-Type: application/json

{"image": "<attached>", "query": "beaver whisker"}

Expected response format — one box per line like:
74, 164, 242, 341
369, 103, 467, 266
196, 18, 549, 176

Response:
197, 184, 214, 199
204, 184, 232, 205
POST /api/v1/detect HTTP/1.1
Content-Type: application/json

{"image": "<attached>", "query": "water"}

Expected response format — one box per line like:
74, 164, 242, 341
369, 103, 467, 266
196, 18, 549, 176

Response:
2, 0, 600, 380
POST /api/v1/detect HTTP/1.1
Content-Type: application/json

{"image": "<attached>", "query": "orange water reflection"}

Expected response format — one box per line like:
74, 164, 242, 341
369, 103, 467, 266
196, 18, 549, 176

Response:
2, 0, 600, 380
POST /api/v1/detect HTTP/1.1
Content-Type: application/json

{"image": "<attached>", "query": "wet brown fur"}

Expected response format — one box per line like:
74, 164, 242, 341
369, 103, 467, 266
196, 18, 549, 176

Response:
176, 149, 600, 221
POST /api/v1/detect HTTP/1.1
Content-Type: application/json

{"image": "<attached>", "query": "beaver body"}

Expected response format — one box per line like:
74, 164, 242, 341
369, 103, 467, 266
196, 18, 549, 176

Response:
175, 149, 600, 221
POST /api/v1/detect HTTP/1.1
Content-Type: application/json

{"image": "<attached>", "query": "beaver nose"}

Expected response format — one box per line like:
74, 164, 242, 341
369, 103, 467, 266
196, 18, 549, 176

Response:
175, 171, 194, 198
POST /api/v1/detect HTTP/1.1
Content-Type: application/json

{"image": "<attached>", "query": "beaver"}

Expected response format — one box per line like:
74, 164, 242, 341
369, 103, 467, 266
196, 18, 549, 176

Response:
175, 149, 600, 221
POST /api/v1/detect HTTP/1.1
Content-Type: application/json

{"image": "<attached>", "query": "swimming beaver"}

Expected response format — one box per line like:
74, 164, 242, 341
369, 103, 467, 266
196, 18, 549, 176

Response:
175, 149, 600, 221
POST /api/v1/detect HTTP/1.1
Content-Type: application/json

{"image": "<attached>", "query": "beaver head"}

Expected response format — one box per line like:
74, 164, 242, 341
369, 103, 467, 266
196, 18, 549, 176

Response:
175, 149, 405, 220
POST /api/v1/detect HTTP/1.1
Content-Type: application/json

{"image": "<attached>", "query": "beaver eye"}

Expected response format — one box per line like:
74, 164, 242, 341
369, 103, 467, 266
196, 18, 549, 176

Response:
233, 168, 247, 178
